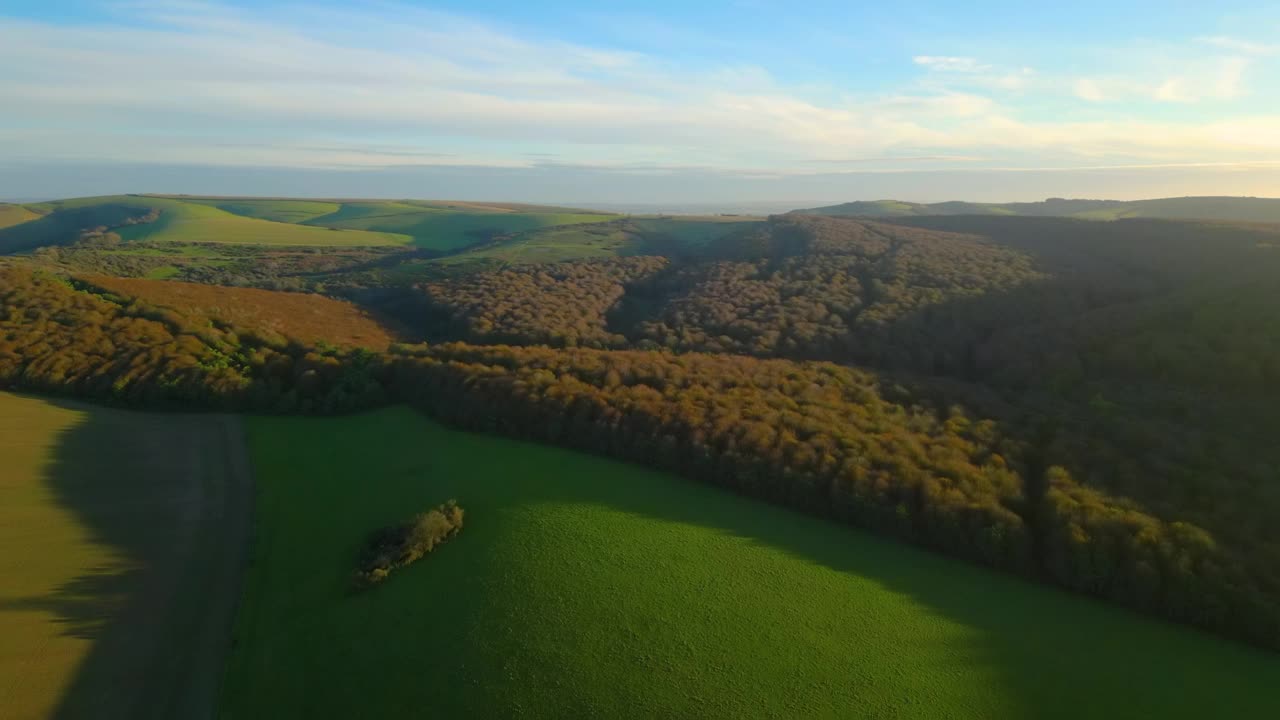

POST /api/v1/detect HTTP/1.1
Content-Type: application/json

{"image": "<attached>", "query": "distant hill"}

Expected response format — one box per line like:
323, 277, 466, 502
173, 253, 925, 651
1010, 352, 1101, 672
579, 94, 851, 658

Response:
0, 195, 619, 254
792, 196, 1280, 223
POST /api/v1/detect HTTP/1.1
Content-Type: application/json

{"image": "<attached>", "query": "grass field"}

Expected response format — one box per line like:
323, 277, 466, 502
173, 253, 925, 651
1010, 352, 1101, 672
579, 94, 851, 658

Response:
442, 221, 639, 264
440, 216, 763, 265
222, 407, 1280, 719
177, 198, 343, 224
6, 196, 411, 249
0, 204, 39, 231
302, 200, 619, 251
0, 392, 252, 720
3, 196, 620, 253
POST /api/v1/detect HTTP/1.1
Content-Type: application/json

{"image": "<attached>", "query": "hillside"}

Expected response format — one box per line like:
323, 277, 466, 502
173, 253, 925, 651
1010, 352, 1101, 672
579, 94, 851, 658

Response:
0, 195, 625, 256
0, 203, 40, 230
221, 407, 1280, 719
1, 196, 411, 251
298, 199, 619, 251
793, 196, 1280, 222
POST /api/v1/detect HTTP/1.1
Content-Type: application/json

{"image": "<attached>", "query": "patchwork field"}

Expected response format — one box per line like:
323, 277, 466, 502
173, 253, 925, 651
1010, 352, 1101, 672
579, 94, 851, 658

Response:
0, 393, 252, 720
221, 407, 1280, 719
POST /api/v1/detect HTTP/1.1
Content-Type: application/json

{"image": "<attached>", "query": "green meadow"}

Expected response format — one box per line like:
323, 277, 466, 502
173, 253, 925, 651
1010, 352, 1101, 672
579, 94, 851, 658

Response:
0, 195, 621, 254
177, 198, 343, 224
440, 216, 763, 265
301, 199, 619, 251
7, 196, 409, 248
221, 407, 1280, 719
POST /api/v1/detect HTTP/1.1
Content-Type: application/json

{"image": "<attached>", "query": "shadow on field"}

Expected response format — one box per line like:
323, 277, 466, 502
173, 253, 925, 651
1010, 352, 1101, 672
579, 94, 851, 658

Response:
458, 426, 1280, 717
0, 399, 251, 720
229, 410, 1278, 719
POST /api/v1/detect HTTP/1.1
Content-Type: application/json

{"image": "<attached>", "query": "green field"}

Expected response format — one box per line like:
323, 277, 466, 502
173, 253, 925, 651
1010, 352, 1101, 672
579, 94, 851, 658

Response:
302, 200, 619, 251
0, 393, 251, 720
441, 221, 638, 264
4, 196, 411, 250
178, 198, 343, 224
221, 407, 1279, 719
439, 216, 763, 265
1, 196, 621, 254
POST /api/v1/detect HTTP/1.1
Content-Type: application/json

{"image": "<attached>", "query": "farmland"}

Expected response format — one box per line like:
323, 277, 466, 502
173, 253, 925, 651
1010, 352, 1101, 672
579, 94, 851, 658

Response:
1, 195, 623, 254
0, 204, 39, 230
298, 199, 619, 251
438, 216, 762, 266
0, 393, 251, 720
12, 196, 410, 247
220, 407, 1280, 719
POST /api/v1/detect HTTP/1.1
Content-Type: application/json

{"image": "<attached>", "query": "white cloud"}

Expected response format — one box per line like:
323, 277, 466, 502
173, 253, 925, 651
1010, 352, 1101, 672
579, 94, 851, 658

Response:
1072, 56, 1252, 104
1199, 36, 1280, 56
913, 56, 990, 73
1074, 79, 1107, 102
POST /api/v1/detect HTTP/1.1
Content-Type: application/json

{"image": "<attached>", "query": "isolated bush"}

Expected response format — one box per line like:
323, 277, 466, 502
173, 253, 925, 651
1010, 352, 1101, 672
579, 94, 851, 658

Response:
354, 500, 465, 588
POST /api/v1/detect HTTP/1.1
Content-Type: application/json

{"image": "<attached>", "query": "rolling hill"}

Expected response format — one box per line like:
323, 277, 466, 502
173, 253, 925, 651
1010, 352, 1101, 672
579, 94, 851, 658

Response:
793, 196, 1280, 222
0, 203, 40, 231
297, 199, 619, 251
0, 195, 623, 255
1, 196, 410, 252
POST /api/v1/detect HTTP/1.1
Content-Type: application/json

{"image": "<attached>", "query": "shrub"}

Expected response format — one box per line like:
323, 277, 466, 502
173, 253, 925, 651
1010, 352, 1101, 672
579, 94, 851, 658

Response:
354, 500, 464, 588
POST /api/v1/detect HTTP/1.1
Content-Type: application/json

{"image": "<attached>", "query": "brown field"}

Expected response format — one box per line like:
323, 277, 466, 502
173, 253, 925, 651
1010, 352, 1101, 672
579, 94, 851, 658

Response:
0, 392, 251, 719
84, 276, 406, 349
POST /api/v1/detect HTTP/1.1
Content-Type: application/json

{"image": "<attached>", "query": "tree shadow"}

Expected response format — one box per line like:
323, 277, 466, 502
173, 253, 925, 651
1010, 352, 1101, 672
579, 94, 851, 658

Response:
473, 421, 1280, 717
0, 396, 250, 720
225, 410, 1280, 719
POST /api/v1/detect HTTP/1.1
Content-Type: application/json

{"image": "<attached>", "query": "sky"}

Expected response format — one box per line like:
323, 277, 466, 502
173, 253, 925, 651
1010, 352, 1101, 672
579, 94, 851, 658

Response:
2, 0, 1279, 205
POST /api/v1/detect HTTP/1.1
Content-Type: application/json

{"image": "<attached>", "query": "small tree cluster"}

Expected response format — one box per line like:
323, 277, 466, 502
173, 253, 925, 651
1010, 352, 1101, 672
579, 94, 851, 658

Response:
354, 501, 465, 588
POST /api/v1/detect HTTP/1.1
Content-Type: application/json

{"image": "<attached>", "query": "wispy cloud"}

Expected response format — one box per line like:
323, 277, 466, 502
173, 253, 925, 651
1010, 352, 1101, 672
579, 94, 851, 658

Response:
1198, 36, 1280, 56
1072, 56, 1253, 104
912, 56, 990, 73
0, 1, 1278, 177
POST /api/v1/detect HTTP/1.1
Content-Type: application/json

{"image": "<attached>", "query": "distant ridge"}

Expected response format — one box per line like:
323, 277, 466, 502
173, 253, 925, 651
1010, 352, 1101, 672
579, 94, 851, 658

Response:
791, 196, 1280, 223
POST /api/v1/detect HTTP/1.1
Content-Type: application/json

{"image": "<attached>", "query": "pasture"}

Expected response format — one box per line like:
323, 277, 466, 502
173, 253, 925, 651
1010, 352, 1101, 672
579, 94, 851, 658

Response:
441, 216, 763, 265
176, 198, 343, 224
0, 204, 39, 230
302, 199, 619, 251
9, 196, 411, 248
0, 393, 252, 720
221, 407, 1280, 719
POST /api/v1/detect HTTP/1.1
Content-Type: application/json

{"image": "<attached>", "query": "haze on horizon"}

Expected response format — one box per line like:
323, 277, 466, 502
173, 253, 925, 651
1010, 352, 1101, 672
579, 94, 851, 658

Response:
2, 0, 1279, 204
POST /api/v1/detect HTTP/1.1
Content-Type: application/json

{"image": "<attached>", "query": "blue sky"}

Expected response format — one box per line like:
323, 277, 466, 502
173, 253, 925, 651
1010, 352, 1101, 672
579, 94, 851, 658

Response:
2, 0, 1279, 204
